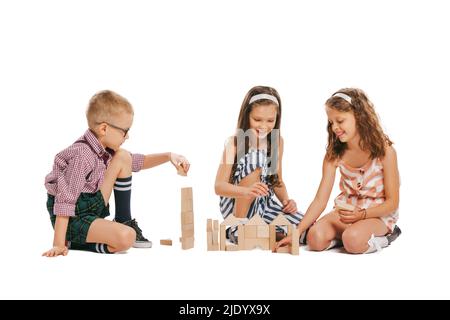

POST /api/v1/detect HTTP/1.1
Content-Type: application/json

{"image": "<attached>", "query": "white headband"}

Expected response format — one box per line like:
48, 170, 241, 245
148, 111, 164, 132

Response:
249, 93, 279, 105
333, 92, 352, 104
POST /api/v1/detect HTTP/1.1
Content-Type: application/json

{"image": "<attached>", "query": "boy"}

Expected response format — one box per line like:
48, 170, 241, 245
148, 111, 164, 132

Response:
43, 90, 190, 257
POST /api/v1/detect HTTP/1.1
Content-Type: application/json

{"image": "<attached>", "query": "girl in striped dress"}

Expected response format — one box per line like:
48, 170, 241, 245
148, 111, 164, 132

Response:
277, 88, 401, 254
215, 86, 307, 244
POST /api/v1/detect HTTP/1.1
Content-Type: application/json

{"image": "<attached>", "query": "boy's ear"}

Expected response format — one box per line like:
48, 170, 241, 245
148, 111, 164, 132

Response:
96, 123, 108, 136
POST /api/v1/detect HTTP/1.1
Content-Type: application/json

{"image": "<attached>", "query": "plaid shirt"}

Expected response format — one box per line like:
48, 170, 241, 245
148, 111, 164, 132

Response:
45, 129, 144, 217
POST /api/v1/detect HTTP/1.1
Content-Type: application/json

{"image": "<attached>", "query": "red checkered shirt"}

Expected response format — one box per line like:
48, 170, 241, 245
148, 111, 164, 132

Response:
45, 129, 144, 217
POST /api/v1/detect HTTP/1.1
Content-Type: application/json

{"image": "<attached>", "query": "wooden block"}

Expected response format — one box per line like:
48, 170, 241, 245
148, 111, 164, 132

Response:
291, 228, 299, 255
213, 220, 219, 231
276, 246, 291, 253
237, 225, 245, 250
245, 225, 257, 238
181, 237, 194, 250
210, 244, 219, 251
225, 244, 239, 251
207, 219, 212, 231
244, 238, 269, 250
212, 230, 219, 245
182, 227, 194, 238
182, 223, 194, 232
269, 225, 277, 250
160, 239, 172, 246
181, 211, 194, 224
181, 187, 193, 200
257, 238, 270, 250
257, 225, 269, 238
207, 231, 212, 243
181, 199, 193, 212
207, 232, 213, 250
220, 225, 226, 251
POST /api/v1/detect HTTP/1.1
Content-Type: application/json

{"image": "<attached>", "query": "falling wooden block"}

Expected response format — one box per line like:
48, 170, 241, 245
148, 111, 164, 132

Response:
257, 225, 269, 238
160, 239, 172, 246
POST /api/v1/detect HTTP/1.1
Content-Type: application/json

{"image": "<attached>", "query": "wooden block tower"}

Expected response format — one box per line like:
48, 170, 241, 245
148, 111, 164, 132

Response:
180, 187, 194, 249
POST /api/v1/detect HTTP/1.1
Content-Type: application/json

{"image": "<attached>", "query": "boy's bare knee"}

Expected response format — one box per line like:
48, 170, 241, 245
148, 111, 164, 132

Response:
115, 227, 136, 251
307, 226, 329, 251
342, 229, 366, 254
113, 149, 132, 166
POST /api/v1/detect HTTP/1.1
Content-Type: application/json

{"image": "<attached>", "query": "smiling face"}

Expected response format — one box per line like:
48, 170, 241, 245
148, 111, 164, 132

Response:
326, 106, 358, 144
249, 103, 278, 139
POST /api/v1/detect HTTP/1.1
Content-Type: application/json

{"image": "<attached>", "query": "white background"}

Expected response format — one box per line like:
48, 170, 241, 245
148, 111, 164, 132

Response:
1, 0, 448, 299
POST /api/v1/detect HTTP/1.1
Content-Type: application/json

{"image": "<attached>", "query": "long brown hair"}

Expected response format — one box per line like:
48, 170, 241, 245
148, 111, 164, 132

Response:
325, 88, 392, 161
230, 86, 282, 187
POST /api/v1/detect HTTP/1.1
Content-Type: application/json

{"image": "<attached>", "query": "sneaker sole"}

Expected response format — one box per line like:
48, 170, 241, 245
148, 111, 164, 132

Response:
133, 241, 152, 248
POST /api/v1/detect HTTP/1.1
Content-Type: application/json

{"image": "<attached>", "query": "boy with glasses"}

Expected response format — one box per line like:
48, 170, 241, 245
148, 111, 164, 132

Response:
43, 90, 190, 257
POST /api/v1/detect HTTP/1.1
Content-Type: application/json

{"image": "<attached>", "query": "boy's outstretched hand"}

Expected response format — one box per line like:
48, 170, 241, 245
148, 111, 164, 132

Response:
170, 153, 190, 176
42, 246, 68, 257
273, 235, 292, 252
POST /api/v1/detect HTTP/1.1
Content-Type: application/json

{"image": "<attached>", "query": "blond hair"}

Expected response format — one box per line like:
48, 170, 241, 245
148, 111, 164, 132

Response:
86, 90, 134, 129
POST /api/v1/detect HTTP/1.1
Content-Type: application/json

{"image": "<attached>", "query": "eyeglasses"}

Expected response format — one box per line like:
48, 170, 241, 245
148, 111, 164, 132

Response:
97, 122, 130, 137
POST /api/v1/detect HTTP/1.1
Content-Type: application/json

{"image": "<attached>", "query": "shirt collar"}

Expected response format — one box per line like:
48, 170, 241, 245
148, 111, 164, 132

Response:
83, 129, 112, 161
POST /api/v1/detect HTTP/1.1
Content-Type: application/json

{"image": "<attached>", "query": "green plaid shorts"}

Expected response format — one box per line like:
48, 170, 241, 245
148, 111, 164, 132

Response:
47, 191, 110, 244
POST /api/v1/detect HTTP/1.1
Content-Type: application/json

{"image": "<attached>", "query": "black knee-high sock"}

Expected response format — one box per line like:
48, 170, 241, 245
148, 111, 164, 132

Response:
114, 176, 132, 223
68, 242, 112, 254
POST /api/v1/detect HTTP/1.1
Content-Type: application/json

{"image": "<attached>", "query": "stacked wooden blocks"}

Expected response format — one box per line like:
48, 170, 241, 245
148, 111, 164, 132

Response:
180, 187, 194, 250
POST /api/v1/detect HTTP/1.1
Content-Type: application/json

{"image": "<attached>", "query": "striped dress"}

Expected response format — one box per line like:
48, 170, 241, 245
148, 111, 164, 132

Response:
220, 148, 306, 242
335, 158, 399, 232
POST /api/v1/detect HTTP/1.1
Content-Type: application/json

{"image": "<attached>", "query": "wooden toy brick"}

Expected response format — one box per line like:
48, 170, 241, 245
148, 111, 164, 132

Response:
207, 219, 213, 231
276, 246, 290, 253
181, 199, 193, 212
181, 211, 194, 224
181, 187, 193, 200
225, 244, 239, 251
245, 225, 257, 238
160, 239, 172, 246
257, 225, 269, 238
181, 237, 194, 250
